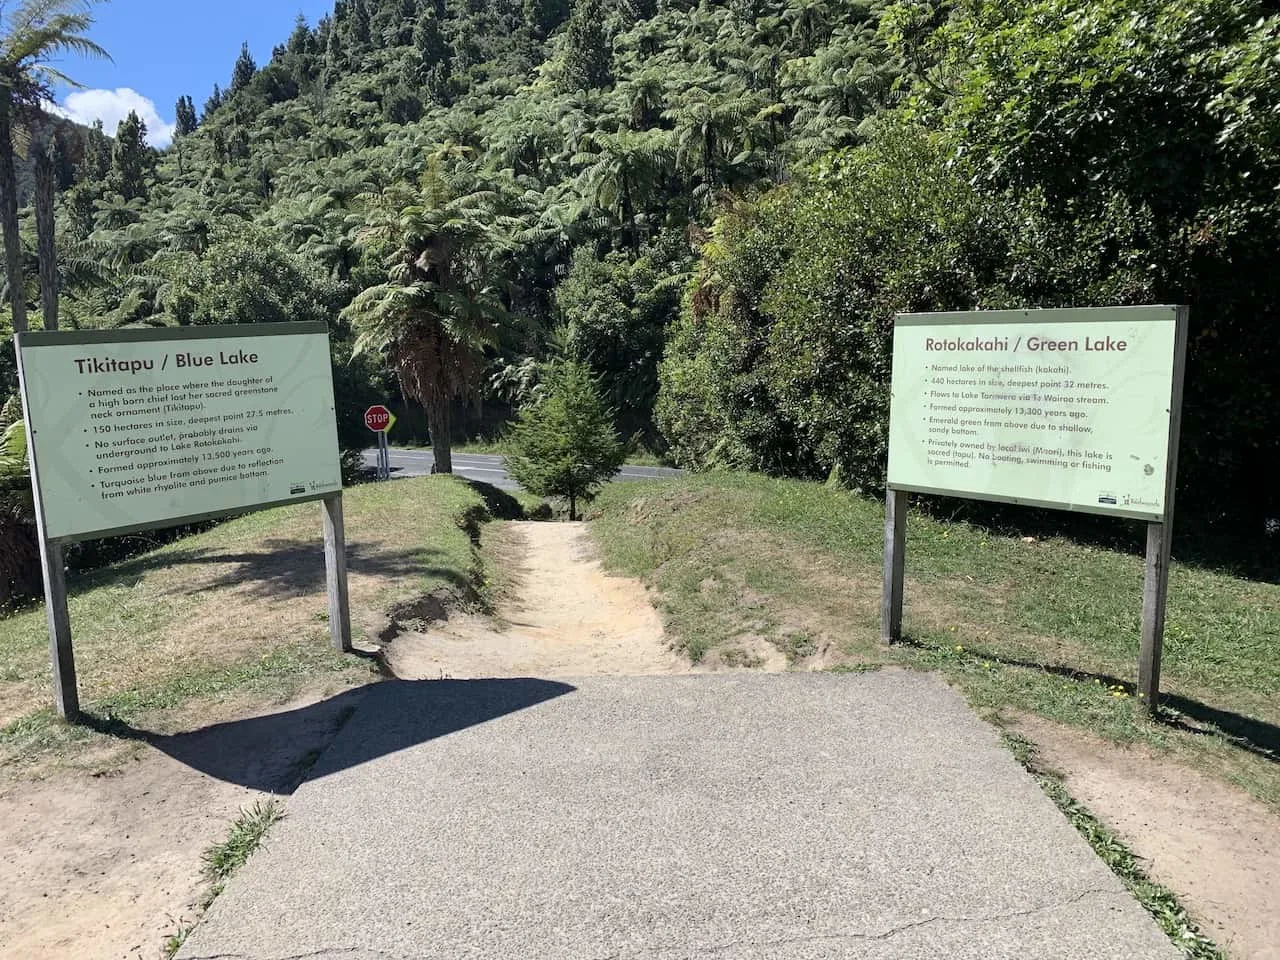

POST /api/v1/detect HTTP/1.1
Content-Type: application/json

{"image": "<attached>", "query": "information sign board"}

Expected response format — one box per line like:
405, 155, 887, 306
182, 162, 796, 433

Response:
887, 306, 1187, 522
16, 322, 342, 542
881, 304, 1190, 711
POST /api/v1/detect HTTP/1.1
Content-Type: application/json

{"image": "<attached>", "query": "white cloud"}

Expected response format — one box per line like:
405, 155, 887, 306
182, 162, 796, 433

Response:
52, 88, 176, 149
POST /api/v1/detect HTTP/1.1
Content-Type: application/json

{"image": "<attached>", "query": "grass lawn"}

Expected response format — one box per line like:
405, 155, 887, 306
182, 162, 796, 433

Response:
0, 476, 510, 773
590, 472, 1280, 808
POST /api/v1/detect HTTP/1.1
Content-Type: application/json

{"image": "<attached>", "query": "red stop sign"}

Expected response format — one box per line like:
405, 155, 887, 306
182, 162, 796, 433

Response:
364, 405, 393, 433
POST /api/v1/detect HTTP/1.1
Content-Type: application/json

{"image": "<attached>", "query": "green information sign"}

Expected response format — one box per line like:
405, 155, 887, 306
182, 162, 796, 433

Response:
16, 323, 342, 542
887, 306, 1188, 522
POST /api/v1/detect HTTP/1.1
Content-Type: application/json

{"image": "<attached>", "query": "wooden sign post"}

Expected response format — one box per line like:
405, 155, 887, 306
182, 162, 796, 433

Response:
881, 306, 1189, 714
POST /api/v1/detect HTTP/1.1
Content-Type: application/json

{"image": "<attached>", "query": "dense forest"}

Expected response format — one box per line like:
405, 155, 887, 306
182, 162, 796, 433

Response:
3, 0, 1280, 603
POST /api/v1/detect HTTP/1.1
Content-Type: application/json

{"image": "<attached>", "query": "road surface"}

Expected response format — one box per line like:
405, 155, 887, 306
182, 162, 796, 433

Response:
178, 673, 1177, 960
364, 447, 682, 491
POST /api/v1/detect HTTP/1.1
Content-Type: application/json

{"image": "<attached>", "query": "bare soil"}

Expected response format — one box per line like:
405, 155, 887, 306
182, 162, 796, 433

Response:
0, 685, 362, 959
1014, 713, 1280, 960
382, 521, 690, 679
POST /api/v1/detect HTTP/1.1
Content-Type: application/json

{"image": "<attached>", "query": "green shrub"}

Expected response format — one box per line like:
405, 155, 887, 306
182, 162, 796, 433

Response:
507, 361, 625, 520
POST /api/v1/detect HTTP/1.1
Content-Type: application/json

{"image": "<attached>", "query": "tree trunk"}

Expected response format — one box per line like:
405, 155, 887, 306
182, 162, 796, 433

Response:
568, 490, 577, 522
427, 399, 453, 474
0, 510, 41, 607
622, 177, 637, 252
0, 95, 28, 333
34, 141, 58, 330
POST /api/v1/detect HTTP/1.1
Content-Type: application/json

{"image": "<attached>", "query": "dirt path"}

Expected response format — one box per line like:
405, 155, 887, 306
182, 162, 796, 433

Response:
0, 520, 692, 960
383, 521, 687, 679
1015, 714, 1280, 960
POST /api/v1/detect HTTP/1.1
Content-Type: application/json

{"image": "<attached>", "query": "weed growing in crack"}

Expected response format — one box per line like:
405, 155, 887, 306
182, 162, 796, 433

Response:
160, 917, 193, 958
200, 799, 286, 908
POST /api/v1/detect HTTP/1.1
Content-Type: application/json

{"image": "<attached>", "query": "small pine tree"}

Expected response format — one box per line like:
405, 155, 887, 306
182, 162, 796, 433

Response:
111, 111, 155, 200
508, 361, 625, 521
204, 83, 224, 117
230, 42, 257, 95
175, 95, 198, 137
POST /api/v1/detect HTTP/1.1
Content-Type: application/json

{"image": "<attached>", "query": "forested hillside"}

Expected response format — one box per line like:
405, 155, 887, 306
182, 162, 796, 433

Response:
2, 0, 1279, 606
3, 0, 899, 455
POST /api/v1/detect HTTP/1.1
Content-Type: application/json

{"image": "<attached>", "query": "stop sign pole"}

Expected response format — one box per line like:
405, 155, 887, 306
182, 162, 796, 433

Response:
365, 405, 395, 479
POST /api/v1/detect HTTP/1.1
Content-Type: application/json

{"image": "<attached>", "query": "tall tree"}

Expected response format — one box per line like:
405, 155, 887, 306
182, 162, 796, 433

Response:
80, 118, 110, 180
0, 0, 108, 333
230, 41, 257, 95
524, 0, 571, 40
173, 94, 197, 176
33, 134, 57, 328
572, 128, 671, 249
561, 0, 611, 91
203, 83, 224, 117
111, 111, 155, 200
349, 0, 371, 48
342, 176, 510, 474
175, 94, 198, 136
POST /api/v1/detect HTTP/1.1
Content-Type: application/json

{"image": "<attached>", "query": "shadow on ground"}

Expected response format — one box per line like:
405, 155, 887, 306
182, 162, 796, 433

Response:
466, 479, 527, 520
81, 678, 576, 792
902, 634, 1280, 766
75, 541, 472, 601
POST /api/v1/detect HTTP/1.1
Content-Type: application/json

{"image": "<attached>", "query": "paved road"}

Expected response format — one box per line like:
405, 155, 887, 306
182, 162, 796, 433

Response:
179, 673, 1176, 960
364, 447, 682, 491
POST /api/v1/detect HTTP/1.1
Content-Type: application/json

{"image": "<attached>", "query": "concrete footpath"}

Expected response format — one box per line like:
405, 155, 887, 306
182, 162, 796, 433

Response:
178, 672, 1178, 960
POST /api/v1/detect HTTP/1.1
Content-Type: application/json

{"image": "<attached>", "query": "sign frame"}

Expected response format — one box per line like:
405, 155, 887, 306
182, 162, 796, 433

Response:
14, 322, 353, 722
880, 305, 1190, 713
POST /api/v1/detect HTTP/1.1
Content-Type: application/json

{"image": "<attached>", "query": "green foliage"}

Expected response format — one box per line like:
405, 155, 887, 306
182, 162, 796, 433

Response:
109, 110, 156, 201
162, 229, 341, 327
341, 172, 511, 471
0, 0, 109, 333
25, 0, 1276, 540
0, 395, 38, 609
507, 360, 624, 518
556, 234, 691, 441
203, 83, 224, 117
174, 95, 198, 137
925, 0, 1280, 531
0, 0, 110, 107
656, 187, 829, 477
561, 0, 612, 91
36, 0, 897, 467
0, 399, 26, 477
229, 41, 258, 96
660, 0, 1280, 535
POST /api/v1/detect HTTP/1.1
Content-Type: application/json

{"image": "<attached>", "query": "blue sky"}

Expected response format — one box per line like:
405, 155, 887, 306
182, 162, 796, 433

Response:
50, 0, 336, 148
